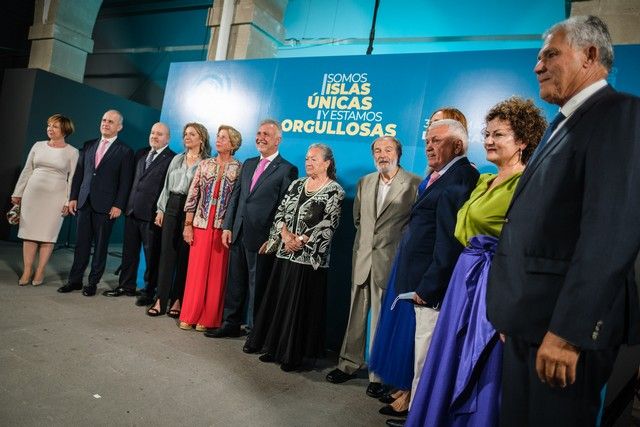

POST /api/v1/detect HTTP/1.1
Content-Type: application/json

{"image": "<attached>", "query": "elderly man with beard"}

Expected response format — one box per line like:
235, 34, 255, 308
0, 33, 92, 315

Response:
326, 136, 421, 397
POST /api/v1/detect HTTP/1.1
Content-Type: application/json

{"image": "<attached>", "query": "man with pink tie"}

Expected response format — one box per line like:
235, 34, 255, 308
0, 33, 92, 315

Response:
206, 119, 298, 338
58, 110, 134, 296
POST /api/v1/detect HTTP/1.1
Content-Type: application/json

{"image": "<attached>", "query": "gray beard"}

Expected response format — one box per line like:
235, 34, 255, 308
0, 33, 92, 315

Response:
375, 159, 398, 174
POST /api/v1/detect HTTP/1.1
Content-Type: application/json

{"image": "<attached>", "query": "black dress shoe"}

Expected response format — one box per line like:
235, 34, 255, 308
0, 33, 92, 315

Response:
379, 405, 408, 417
82, 286, 97, 296
258, 353, 275, 363
386, 419, 406, 427
366, 382, 390, 398
102, 287, 137, 297
135, 295, 154, 306
57, 283, 82, 293
203, 324, 242, 338
379, 391, 396, 404
242, 342, 258, 354
325, 368, 356, 384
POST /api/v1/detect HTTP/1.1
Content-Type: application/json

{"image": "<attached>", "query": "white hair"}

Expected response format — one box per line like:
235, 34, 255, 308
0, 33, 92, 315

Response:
428, 119, 468, 154
544, 15, 613, 71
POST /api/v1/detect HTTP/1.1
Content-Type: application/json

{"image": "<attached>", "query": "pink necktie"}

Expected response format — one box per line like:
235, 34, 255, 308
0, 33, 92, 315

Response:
426, 171, 440, 188
95, 139, 109, 167
250, 158, 269, 191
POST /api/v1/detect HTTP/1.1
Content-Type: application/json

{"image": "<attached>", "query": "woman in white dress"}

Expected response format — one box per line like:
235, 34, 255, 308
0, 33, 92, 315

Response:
11, 114, 79, 286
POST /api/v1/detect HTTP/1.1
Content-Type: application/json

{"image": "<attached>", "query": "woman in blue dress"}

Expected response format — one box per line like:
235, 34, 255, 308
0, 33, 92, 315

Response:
406, 97, 546, 426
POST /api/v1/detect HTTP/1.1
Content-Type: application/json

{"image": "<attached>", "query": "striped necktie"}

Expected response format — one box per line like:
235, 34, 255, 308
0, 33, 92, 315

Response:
145, 150, 157, 170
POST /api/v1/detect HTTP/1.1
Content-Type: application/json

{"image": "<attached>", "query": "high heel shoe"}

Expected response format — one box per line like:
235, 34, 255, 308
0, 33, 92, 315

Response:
178, 322, 192, 330
32, 278, 44, 286
167, 299, 181, 318
195, 324, 208, 332
18, 279, 30, 286
146, 299, 166, 317
146, 307, 165, 317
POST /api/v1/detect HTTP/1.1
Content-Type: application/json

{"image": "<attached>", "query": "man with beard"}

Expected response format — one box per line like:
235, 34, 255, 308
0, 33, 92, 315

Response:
326, 136, 421, 398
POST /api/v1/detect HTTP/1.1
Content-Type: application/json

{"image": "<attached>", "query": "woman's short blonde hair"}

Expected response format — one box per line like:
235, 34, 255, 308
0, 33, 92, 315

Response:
218, 125, 242, 154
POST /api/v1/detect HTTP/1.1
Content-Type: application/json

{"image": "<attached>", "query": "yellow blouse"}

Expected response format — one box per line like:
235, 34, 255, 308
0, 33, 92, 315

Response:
454, 172, 522, 246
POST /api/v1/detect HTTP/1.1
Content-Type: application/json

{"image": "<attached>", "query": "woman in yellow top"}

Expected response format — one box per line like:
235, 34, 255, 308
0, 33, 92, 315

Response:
406, 97, 547, 427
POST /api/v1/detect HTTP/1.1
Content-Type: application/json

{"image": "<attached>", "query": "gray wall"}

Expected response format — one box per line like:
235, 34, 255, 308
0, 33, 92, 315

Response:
0, 68, 159, 243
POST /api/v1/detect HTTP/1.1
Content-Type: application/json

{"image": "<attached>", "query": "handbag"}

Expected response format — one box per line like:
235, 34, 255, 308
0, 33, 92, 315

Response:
6, 204, 20, 225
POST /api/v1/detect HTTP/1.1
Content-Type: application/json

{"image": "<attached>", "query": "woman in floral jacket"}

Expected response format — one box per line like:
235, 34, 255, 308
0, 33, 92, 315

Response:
179, 125, 242, 331
245, 143, 345, 372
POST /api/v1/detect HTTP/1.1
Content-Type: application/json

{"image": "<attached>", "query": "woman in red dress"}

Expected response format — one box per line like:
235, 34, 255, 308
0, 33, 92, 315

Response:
179, 125, 242, 331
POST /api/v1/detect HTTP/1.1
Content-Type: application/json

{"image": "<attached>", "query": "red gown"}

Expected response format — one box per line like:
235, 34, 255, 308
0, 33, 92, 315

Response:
180, 176, 230, 328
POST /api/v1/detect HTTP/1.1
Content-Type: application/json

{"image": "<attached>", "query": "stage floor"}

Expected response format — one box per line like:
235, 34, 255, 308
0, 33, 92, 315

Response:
0, 241, 383, 426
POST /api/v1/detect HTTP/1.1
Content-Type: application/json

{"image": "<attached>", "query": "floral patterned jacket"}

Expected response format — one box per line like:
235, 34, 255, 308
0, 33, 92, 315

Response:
266, 177, 345, 270
184, 157, 241, 229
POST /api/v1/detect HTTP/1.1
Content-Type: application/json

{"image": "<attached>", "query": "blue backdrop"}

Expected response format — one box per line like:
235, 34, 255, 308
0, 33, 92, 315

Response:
159, 46, 640, 348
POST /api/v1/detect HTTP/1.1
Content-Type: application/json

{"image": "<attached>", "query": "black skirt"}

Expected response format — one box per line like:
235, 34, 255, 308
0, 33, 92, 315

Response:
247, 258, 328, 366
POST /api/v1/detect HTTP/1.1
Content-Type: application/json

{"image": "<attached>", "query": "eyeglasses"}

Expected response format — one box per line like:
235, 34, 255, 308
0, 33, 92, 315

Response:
482, 128, 515, 142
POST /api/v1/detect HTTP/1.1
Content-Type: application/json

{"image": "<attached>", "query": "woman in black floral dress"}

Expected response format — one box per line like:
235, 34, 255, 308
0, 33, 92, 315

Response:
244, 143, 345, 372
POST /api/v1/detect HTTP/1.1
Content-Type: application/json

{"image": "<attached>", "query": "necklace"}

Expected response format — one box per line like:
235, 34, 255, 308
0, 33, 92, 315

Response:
186, 152, 200, 160
304, 177, 330, 196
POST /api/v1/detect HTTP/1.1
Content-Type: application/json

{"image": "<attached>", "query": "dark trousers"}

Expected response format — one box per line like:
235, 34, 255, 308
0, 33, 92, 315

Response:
68, 202, 115, 287
222, 228, 274, 328
155, 193, 190, 311
500, 336, 618, 427
119, 215, 161, 294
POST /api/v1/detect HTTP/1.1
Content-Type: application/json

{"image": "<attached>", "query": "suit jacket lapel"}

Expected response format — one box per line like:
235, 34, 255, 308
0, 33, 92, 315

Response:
88, 139, 100, 171
242, 157, 259, 194
412, 157, 470, 212
378, 169, 406, 218
250, 155, 281, 193
510, 85, 613, 207
141, 148, 170, 177
96, 139, 119, 170
362, 174, 378, 218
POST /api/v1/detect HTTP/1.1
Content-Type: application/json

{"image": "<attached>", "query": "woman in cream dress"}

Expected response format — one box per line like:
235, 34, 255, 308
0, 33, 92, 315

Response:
11, 114, 79, 286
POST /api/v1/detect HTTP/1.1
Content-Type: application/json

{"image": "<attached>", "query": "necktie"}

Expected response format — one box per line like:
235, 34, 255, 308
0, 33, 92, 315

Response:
95, 139, 109, 167
529, 111, 566, 162
250, 158, 269, 191
145, 150, 157, 170
426, 171, 440, 188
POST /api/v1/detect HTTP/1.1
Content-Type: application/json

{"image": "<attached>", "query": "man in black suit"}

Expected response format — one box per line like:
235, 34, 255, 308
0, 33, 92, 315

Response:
205, 119, 298, 338
58, 110, 134, 296
486, 16, 640, 426
383, 119, 478, 425
103, 122, 175, 305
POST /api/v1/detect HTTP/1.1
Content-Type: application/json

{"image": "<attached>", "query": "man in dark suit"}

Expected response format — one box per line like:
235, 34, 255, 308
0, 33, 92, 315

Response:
205, 119, 298, 338
385, 119, 478, 425
406, 119, 478, 407
102, 122, 175, 305
58, 110, 134, 296
486, 16, 640, 426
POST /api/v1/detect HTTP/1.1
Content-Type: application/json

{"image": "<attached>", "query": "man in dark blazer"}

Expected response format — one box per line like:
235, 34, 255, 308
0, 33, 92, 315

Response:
58, 110, 134, 296
486, 16, 640, 426
205, 119, 298, 338
384, 119, 478, 424
403, 119, 478, 403
103, 122, 175, 305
